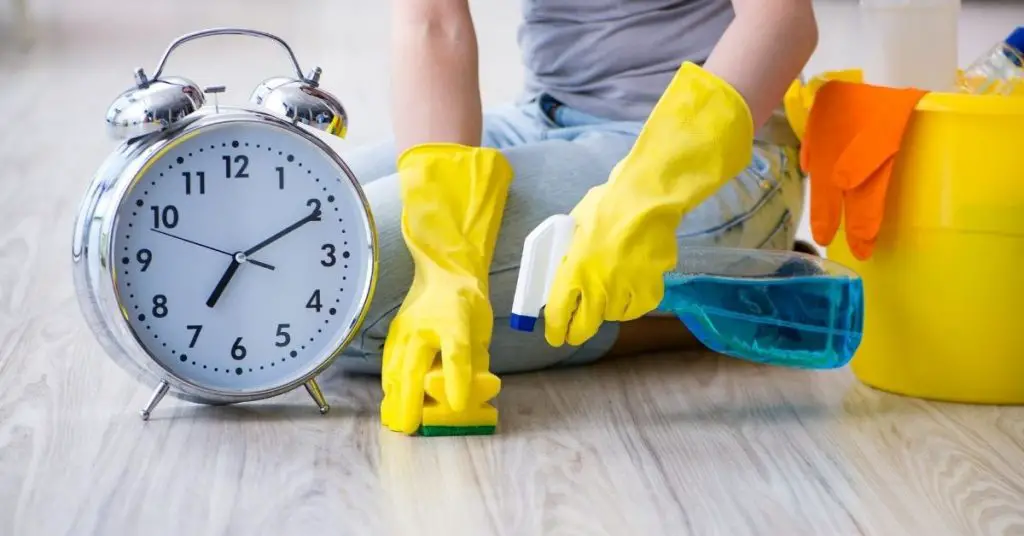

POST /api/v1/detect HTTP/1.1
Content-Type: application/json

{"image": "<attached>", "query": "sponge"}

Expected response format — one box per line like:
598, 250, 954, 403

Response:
417, 361, 500, 437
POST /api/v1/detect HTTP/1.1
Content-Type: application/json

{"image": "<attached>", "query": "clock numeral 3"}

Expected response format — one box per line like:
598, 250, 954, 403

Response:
231, 337, 247, 360
275, 323, 291, 347
151, 205, 179, 229
223, 154, 250, 178
186, 324, 203, 348
182, 171, 206, 195
320, 244, 336, 267
306, 289, 322, 313
152, 294, 168, 318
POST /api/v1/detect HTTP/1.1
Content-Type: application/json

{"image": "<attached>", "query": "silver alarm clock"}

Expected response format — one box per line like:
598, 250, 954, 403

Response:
71, 28, 378, 420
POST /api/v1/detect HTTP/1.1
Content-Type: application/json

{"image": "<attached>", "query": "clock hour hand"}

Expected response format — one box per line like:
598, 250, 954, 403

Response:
206, 257, 241, 308
151, 228, 275, 270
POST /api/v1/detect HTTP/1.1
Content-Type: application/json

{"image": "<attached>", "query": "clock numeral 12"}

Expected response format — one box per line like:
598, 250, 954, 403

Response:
276, 167, 285, 190
223, 154, 250, 178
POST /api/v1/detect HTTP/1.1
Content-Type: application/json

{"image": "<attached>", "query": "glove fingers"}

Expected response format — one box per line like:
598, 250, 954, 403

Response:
396, 336, 437, 435
379, 331, 407, 429
619, 281, 665, 321
440, 329, 474, 413
544, 277, 581, 348
566, 287, 606, 347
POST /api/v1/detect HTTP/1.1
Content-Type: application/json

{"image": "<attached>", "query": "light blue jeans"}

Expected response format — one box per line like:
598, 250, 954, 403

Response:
331, 94, 807, 375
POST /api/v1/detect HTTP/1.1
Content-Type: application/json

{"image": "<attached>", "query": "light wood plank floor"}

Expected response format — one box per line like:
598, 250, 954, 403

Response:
2, 1, 1024, 535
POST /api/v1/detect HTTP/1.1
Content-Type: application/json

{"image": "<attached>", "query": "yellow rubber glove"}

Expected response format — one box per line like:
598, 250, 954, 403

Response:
380, 143, 513, 435
544, 62, 755, 347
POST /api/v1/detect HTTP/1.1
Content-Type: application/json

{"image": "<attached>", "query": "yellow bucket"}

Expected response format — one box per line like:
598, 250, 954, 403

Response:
786, 70, 1024, 404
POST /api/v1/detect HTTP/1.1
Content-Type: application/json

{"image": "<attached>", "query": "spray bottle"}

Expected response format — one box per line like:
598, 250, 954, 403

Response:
507, 214, 866, 370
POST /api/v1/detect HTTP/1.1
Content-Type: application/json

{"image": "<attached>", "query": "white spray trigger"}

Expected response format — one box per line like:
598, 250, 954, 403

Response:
509, 214, 576, 332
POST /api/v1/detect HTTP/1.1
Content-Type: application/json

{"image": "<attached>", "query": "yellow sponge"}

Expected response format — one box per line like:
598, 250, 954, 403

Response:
419, 361, 500, 436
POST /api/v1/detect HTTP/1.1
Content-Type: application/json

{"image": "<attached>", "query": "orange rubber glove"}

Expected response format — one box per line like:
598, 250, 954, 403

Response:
800, 80, 927, 260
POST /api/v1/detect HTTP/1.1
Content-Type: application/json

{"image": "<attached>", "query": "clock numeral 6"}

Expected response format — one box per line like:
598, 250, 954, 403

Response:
275, 323, 291, 347
151, 205, 179, 229
231, 337, 247, 360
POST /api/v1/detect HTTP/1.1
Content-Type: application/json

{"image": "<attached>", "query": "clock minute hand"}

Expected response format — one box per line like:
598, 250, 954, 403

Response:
243, 208, 322, 257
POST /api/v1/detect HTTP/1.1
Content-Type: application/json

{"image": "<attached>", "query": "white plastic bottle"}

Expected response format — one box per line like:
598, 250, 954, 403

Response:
958, 26, 1024, 95
859, 0, 961, 91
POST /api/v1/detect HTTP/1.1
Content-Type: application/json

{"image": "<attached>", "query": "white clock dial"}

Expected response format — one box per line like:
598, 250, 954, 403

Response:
110, 120, 373, 394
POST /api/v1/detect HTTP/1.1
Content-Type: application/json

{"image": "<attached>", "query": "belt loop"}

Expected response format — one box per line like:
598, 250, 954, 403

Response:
539, 94, 563, 124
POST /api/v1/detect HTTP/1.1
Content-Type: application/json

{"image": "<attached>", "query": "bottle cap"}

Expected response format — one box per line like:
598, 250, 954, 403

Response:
1005, 26, 1024, 54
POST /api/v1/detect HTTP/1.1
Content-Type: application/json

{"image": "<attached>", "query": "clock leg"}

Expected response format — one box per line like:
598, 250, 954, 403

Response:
140, 380, 170, 421
304, 379, 330, 415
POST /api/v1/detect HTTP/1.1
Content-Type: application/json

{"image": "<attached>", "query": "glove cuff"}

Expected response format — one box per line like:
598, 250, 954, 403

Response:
607, 62, 756, 209
395, 143, 514, 281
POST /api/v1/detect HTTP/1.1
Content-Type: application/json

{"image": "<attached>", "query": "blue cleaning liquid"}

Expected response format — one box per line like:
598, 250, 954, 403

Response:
658, 265, 864, 370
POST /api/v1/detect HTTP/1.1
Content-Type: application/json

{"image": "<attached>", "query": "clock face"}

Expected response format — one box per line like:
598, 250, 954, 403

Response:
110, 119, 374, 394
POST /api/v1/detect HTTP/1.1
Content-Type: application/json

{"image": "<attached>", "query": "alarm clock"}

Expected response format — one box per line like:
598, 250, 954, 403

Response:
71, 28, 378, 420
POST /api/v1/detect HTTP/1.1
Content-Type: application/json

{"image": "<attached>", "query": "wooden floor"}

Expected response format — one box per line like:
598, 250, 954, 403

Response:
2, 1, 1024, 535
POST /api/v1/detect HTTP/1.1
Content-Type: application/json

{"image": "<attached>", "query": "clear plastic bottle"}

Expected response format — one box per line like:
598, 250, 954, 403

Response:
859, 0, 962, 91
959, 26, 1024, 96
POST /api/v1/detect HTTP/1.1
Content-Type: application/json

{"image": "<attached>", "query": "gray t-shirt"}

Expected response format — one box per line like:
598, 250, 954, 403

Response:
518, 0, 735, 122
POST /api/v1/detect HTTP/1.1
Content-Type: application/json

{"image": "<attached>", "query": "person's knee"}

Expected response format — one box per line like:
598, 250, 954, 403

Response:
339, 139, 399, 185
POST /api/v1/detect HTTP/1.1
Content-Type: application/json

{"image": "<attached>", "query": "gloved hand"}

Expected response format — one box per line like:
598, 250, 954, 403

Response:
544, 62, 756, 347
380, 143, 513, 435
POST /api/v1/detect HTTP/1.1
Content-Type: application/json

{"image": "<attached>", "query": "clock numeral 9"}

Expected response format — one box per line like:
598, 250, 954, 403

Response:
321, 244, 336, 267
275, 323, 292, 347
136, 248, 152, 271
231, 337, 247, 360
151, 205, 179, 229
223, 154, 250, 178
182, 171, 206, 195
306, 289, 322, 313
151, 294, 168, 318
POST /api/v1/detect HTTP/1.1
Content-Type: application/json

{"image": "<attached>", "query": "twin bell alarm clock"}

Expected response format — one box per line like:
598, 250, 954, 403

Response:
71, 28, 378, 420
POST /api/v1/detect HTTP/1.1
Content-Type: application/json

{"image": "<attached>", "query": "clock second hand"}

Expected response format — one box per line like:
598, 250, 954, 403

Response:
150, 228, 276, 270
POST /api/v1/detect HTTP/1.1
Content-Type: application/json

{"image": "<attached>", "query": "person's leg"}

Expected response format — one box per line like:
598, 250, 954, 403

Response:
330, 97, 806, 375
331, 118, 643, 375
337, 102, 550, 186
